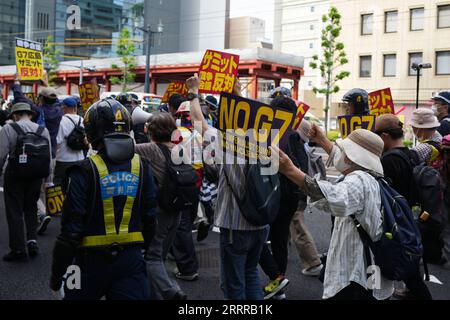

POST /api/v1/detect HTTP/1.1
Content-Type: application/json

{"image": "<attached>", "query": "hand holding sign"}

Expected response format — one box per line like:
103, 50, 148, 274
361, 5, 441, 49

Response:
186, 73, 201, 93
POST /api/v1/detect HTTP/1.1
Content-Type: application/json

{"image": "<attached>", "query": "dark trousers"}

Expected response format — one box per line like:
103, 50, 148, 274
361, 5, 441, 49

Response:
4, 169, 41, 252
54, 161, 78, 193
404, 266, 433, 300
171, 199, 200, 274
328, 282, 375, 300
64, 247, 149, 300
259, 196, 298, 280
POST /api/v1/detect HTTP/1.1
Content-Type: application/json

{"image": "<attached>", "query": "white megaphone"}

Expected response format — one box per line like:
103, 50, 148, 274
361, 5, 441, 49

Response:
132, 106, 152, 125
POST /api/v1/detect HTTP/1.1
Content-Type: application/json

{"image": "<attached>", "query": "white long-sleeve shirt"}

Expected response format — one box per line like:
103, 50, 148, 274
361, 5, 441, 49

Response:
55, 114, 85, 162
309, 170, 395, 300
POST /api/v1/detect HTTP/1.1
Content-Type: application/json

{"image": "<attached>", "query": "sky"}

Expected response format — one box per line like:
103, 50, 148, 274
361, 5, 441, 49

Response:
230, 0, 275, 41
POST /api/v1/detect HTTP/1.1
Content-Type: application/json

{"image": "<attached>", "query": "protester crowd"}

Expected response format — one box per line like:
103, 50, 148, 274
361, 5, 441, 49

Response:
1, 71, 450, 301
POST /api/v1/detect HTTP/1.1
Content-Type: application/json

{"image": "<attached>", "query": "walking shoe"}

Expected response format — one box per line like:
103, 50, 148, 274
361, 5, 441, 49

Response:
3, 251, 27, 262
175, 271, 199, 281
271, 291, 287, 300
27, 241, 39, 258
302, 264, 323, 277
197, 220, 210, 242
393, 288, 416, 300
37, 215, 51, 235
263, 275, 289, 300
171, 291, 188, 300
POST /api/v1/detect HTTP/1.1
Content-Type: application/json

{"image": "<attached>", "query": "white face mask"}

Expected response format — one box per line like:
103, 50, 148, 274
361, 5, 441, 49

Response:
335, 152, 352, 174
431, 105, 438, 116
175, 119, 181, 127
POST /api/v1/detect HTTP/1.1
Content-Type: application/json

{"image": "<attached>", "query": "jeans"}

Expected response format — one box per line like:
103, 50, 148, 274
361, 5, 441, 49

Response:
220, 227, 269, 300
145, 208, 182, 300
259, 196, 298, 280
4, 170, 42, 252
172, 199, 199, 275
64, 247, 149, 300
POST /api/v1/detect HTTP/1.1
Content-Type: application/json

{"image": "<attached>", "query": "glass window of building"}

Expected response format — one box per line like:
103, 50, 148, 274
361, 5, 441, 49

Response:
383, 54, 396, 76
436, 51, 450, 75
410, 7, 424, 31
361, 13, 373, 35
385, 10, 398, 33
360, 55, 372, 77
438, 5, 450, 29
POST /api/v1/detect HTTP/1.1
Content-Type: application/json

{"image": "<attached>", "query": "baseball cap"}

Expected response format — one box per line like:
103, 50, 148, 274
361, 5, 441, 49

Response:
39, 88, 58, 99
432, 91, 450, 106
63, 97, 78, 108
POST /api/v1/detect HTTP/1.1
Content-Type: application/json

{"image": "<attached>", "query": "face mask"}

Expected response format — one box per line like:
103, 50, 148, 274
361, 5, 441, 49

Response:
431, 105, 438, 116
175, 119, 181, 127
335, 152, 352, 174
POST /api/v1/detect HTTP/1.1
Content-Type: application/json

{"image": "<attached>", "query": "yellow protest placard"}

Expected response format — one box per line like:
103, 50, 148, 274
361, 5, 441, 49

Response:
79, 81, 100, 112
46, 185, 65, 216
15, 38, 44, 81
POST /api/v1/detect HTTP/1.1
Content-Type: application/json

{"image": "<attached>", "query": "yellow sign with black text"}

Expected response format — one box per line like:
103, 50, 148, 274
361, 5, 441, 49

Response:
216, 93, 296, 160
337, 115, 377, 139
46, 185, 65, 216
15, 38, 44, 81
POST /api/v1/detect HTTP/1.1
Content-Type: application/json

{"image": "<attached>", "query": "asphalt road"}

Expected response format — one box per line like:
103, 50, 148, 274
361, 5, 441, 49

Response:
0, 152, 449, 300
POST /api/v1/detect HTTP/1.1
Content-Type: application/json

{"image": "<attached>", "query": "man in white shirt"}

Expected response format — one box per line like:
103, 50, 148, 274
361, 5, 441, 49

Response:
54, 97, 87, 190
275, 129, 394, 300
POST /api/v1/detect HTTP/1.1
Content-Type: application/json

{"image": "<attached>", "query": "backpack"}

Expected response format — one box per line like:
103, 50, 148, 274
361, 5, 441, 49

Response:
65, 116, 87, 150
351, 176, 423, 281
9, 123, 50, 180
156, 143, 199, 213
224, 162, 281, 227
382, 148, 443, 223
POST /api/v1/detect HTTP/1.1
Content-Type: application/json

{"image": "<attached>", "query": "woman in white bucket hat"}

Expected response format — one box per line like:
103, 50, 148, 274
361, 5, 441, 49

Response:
273, 129, 394, 300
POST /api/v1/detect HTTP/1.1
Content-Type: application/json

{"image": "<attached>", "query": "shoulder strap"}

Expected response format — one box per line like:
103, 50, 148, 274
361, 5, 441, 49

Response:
350, 214, 373, 268
10, 122, 25, 137
65, 115, 77, 127
36, 126, 45, 136
424, 140, 441, 151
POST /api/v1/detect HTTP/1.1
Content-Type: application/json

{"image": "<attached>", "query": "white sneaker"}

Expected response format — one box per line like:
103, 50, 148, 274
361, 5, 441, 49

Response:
302, 264, 323, 277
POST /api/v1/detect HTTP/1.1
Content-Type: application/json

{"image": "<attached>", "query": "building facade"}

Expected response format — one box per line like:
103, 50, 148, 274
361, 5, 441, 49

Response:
332, 0, 450, 124
229, 16, 272, 49
274, 0, 330, 117
0, 0, 26, 66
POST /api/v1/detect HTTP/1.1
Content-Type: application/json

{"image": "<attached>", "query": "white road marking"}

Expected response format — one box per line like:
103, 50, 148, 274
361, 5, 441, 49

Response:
425, 275, 443, 285
0, 187, 3, 192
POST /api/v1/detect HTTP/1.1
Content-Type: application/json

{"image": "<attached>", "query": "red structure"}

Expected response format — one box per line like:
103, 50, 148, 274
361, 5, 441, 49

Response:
1, 59, 303, 100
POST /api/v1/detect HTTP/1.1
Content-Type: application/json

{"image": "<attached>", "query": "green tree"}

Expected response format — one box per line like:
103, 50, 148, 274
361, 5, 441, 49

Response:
310, 7, 350, 132
43, 35, 61, 86
110, 28, 137, 92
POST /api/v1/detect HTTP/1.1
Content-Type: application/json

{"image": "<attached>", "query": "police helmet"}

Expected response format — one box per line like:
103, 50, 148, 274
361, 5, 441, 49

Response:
342, 88, 369, 115
270, 87, 292, 99
84, 98, 132, 148
116, 93, 134, 106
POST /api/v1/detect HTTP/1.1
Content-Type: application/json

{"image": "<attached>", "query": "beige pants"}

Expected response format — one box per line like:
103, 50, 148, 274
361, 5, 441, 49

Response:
290, 209, 321, 270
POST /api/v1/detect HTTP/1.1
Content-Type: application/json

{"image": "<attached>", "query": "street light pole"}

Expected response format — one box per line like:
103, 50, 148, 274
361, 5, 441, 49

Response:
80, 60, 84, 85
144, 25, 151, 94
412, 62, 432, 109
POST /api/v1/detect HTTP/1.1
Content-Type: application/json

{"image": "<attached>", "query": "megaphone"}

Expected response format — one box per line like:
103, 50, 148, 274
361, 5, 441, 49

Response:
132, 106, 152, 125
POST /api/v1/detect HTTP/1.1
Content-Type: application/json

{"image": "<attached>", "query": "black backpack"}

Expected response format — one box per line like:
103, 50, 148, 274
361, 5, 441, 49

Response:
156, 144, 199, 213
382, 148, 444, 264
224, 162, 281, 227
9, 123, 50, 180
65, 116, 87, 150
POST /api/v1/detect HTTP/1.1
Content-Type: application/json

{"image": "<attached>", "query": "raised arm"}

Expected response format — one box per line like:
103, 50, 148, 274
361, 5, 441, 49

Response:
186, 74, 209, 137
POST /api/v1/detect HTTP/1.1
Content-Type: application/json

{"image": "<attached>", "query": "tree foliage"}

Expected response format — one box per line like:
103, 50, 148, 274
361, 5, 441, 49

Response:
110, 28, 137, 92
310, 7, 350, 131
43, 35, 61, 86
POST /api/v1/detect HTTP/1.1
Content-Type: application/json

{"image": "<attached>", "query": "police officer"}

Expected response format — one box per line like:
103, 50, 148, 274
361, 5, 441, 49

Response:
49, 98, 157, 300
342, 88, 370, 116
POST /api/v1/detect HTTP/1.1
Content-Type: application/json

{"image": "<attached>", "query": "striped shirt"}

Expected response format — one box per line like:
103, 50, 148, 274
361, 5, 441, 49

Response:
214, 164, 266, 231
305, 170, 394, 300
412, 132, 442, 164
